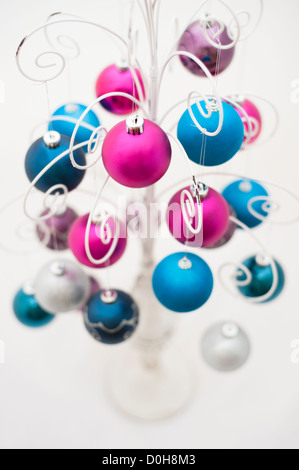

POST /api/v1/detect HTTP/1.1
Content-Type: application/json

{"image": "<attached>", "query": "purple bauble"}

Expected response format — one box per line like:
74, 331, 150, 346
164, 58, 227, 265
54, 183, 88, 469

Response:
167, 186, 230, 248
102, 118, 172, 188
80, 276, 101, 312
178, 20, 235, 77
36, 207, 78, 251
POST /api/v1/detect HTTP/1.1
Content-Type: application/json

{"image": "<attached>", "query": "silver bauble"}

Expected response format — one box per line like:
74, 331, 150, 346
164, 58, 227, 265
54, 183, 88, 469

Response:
201, 322, 250, 372
35, 260, 90, 314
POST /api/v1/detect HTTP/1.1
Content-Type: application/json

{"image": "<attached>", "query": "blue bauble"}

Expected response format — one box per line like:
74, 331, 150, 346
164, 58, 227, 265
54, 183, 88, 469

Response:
13, 284, 55, 328
152, 252, 214, 313
237, 256, 285, 303
25, 133, 86, 193
50, 103, 100, 152
177, 100, 244, 166
222, 179, 269, 229
84, 290, 139, 345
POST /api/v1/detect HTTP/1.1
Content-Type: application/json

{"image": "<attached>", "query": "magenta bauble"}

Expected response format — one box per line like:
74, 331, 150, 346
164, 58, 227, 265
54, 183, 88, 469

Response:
95, 64, 145, 115
102, 118, 172, 188
178, 20, 235, 77
68, 214, 127, 268
232, 98, 262, 145
167, 186, 230, 248
204, 205, 237, 249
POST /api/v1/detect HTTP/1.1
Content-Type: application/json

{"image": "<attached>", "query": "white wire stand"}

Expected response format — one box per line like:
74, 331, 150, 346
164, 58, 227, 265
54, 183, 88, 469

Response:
15, 0, 265, 419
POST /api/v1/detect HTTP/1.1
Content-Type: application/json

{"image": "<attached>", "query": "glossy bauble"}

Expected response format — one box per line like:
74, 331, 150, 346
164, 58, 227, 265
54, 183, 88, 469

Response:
152, 252, 214, 313
84, 290, 139, 344
96, 64, 145, 115
237, 255, 285, 303
222, 179, 269, 229
201, 322, 250, 372
50, 103, 100, 151
13, 282, 55, 328
102, 118, 172, 188
167, 186, 230, 248
25, 132, 86, 193
177, 101, 244, 166
231, 97, 262, 146
35, 260, 90, 314
178, 20, 235, 77
68, 214, 127, 269
36, 207, 78, 251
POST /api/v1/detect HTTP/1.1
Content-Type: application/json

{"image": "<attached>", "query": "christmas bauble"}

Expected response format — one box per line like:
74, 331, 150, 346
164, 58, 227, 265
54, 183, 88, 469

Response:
102, 116, 172, 188
36, 207, 78, 251
177, 100, 244, 166
201, 322, 250, 372
231, 97, 262, 145
178, 20, 235, 77
50, 103, 100, 151
68, 214, 127, 268
13, 282, 55, 328
237, 255, 285, 303
205, 204, 237, 249
152, 252, 214, 313
167, 185, 230, 248
84, 290, 139, 344
35, 260, 90, 314
96, 64, 145, 115
25, 132, 86, 193
222, 179, 269, 228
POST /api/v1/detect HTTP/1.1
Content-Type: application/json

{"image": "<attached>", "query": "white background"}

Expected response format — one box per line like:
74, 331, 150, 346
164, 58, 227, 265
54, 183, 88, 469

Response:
0, 0, 299, 450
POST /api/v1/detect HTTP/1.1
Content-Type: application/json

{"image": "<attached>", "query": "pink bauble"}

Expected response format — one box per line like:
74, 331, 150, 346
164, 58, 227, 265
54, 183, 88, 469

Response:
102, 119, 172, 188
205, 205, 237, 249
167, 186, 230, 248
68, 214, 127, 269
233, 98, 262, 145
36, 207, 78, 251
95, 64, 145, 115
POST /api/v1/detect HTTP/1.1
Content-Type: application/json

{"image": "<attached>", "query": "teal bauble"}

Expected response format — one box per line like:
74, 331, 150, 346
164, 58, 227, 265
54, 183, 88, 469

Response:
50, 103, 100, 152
13, 282, 55, 328
152, 252, 214, 313
237, 255, 285, 303
177, 100, 244, 166
222, 179, 269, 228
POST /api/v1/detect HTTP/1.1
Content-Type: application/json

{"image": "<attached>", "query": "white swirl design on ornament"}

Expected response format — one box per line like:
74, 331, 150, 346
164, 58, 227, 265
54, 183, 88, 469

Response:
180, 189, 203, 235
85, 309, 139, 334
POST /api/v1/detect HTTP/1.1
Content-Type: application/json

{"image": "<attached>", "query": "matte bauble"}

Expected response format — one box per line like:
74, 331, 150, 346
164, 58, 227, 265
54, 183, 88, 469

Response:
205, 205, 237, 249
222, 179, 269, 229
84, 290, 139, 344
178, 20, 235, 77
167, 186, 230, 248
13, 282, 55, 328
177, 100, 244, 166
25, 132, 86, 193
96, 64, 145, 115
35, 260, 90, 314
237, 255, 285, 303
50, 103, 100, 151
36, 207, 78, 251
232, 97, 262, 145
201, 322, 250, 372
152, 252, 214, 313
102, 118, 172, 188
68, 214, 127, 268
